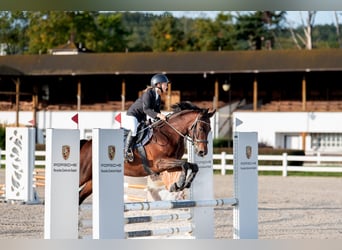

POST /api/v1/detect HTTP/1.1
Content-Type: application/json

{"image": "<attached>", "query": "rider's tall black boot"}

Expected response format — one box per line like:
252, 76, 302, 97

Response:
124, 131, 136, 162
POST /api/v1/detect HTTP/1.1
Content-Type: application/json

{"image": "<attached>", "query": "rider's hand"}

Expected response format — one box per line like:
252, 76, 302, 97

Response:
157, 113, 167, 121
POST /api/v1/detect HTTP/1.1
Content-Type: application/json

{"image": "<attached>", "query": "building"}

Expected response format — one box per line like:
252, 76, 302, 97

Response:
1, 49, 342, 154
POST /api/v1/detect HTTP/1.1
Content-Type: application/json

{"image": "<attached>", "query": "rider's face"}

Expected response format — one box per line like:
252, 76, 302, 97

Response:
160, 82, 168, 93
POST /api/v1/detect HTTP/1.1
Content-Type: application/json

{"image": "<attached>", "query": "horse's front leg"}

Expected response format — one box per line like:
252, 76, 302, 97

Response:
170, 162, 198, 191
155, 158, 189, 192
169, 162, 188, 192
183, 162, 199, 189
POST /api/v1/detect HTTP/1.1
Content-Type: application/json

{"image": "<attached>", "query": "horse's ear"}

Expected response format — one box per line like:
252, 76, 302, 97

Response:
208, 109, 216, 118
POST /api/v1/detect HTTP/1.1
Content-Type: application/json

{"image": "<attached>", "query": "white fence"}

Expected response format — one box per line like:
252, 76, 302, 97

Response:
1, 150, 342, 177
207, 152, 342, 176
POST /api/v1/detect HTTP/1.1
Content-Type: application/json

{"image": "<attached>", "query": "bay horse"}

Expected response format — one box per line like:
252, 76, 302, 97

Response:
78, 102, 216, 204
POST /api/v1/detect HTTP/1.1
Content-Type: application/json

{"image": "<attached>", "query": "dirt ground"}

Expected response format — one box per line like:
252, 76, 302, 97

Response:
0, 169, 341, 239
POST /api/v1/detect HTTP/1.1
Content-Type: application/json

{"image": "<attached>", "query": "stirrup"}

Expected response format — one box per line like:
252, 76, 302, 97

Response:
125, 150, 134, 163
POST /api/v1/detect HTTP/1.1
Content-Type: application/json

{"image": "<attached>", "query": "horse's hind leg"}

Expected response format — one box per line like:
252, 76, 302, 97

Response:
79, 180, 92, 205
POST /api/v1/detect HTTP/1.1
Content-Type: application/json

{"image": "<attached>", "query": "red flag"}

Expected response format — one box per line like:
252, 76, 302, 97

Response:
28, 119, 35, 126
71, 113, 78, 124
115, 112, 121, 124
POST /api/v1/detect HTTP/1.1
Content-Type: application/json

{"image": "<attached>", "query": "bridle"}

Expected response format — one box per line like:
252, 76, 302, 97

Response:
163, 113, 210, 146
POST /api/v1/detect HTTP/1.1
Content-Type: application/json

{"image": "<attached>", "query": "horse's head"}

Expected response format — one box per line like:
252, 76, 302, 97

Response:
169, 102, 216, 157
188, 108, 216, 157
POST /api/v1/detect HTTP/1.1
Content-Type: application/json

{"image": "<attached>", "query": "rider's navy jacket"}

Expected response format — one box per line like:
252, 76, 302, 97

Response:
127, 88, 161, 122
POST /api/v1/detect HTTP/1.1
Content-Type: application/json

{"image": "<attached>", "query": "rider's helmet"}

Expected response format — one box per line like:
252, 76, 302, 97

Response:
151, 74, 169, 87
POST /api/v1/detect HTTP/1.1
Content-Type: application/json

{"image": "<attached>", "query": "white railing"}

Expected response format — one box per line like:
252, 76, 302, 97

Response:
1, 150, 342, 176
186, 152, 342, 176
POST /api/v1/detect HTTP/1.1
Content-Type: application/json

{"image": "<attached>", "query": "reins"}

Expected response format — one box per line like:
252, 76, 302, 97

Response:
164, 119, 194, 144
137, 111, 210, 146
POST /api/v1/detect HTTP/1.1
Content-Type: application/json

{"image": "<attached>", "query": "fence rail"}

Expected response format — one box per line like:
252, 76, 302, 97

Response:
1, 149, 342, 176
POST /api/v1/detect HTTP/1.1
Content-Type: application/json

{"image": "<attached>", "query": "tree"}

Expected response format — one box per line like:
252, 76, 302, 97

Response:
235, 11, 286, 50
121, 12, 157, 52
184, 12, 235, 51
150, 13, 185, 52
300, 11, 316, 50
334, 11, 342, 48
0, 11, 29, 54
24, 11, 130, 54
95, 12, 128, 52
287, 11, 316, 50
211, 12, 236, 50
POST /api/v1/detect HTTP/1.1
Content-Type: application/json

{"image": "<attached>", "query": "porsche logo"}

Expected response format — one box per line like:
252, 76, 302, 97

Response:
108, 145, 116, 161
246, 145, 252, 159
62, 145, 70, 160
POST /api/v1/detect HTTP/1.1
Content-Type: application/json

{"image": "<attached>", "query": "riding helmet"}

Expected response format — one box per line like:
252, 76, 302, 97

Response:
151, 74, 170, 87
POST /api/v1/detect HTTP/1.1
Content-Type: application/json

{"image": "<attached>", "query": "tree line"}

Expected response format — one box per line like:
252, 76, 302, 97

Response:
0, 11, 341, 55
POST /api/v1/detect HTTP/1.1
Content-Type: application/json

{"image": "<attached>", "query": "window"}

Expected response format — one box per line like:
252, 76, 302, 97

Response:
311, 133, 342, 150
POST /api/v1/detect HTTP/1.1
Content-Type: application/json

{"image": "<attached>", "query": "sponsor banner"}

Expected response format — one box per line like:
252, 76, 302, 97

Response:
188, 132, 214, 239
92, 128, 124, 239
233, 132, 258, 239
44, 129, 80, 239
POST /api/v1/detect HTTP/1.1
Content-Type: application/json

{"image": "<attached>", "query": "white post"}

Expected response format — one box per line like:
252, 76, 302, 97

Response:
282, 152, 288, 177
92, 128, 124, 239
5, 127, 37, 203
317, 152, 321, 165
44, 129, 79, 239
221, 151, 226, 175
233, 132, 258, 239
188, 132, 215, 238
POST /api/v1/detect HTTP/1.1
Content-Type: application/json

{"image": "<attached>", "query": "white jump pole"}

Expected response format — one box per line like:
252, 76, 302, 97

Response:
92, 128, 124, 239
44, 129, 80, 239
5, 127, 38, 203
188, 131, 215, 238
233, 132, 258, 239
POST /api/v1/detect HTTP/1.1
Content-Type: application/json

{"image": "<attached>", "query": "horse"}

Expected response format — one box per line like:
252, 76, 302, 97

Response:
78, 102, 216, 205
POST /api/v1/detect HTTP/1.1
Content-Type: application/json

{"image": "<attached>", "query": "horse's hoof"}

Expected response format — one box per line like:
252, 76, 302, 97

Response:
169, 183, 179, 192
184, 182, 191, 189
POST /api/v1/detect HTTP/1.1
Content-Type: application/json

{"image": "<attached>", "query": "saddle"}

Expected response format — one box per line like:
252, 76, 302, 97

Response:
123, 122, 154, 175
123, 122, 153, 147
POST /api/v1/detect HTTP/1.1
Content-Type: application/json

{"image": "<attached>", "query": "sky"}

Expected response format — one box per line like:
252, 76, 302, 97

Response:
143, 11, 340, 27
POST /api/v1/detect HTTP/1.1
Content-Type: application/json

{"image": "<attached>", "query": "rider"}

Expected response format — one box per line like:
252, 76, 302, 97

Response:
123, 73, 169, 162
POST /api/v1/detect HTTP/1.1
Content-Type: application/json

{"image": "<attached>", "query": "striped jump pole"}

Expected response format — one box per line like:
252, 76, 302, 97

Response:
124, 198, 237, 211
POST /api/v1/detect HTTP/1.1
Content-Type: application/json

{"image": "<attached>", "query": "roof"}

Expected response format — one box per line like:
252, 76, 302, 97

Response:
0, 64, 24, 75
0, 49, 342, 76
49, 41, 92, 55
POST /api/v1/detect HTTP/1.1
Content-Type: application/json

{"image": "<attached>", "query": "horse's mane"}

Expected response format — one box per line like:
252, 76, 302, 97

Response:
171, 101, 202, 113
170, 101, 212, 121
